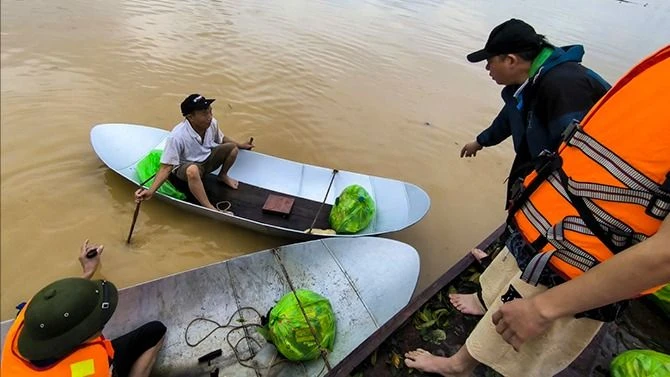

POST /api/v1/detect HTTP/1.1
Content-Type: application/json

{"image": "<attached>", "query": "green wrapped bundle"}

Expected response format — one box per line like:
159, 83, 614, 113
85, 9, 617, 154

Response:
259, 289, 336, 361
650, 284, 670, 318
136, 150, 186, 200
328, 184, 375, 234
610, 350, 670, 377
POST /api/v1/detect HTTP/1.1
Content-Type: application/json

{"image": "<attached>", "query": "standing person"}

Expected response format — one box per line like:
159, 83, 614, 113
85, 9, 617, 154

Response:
135, 94, 254, 211
451, 18, 611, 316
405, 41, 669, 377
1, 240, 166, 376
460, 19, 609, 204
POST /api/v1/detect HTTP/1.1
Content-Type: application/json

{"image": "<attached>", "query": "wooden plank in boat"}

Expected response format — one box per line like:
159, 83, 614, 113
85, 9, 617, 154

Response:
262, 194, 295, 217
168, 174, 331, 231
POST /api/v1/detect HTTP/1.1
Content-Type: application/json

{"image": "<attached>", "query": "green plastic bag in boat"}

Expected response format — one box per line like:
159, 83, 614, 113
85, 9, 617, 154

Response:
610, 350, 670, 377
328, 184, 375, 234
258, 289, 336, 361
136, 150, 186, 200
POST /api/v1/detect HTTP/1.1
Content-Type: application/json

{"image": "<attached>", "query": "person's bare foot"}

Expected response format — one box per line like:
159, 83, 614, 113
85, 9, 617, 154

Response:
404, 348, 473, 377
447, 248, 489, 316
218, 175, 239, 189
449, 293, 485, 315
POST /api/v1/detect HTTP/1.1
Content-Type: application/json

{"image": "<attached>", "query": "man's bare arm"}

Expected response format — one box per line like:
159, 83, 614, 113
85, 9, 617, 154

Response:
135, 164, 174, 202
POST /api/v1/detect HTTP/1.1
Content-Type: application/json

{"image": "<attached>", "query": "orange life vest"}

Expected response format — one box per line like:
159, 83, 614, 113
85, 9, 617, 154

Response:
509, 45, 670, 290
1, 307, 114, 377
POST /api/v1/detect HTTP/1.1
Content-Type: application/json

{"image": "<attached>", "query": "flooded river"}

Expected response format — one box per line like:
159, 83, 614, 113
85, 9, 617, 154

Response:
1, 0, 668, 319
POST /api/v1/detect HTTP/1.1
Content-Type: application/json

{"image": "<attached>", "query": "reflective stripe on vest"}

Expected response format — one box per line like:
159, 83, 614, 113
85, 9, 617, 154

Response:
1, 307, 114, 377
512, 45, 670, 289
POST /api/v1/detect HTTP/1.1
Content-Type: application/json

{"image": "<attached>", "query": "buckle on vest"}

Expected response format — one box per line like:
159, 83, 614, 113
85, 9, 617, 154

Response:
561, 119, 582, 143
645, 172, 670, 220
535, 150, 560, 175
602, 224, 637, 250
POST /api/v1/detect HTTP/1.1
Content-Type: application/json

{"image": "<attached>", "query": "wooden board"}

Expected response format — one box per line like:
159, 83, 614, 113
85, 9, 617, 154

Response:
169, 175, 332, 232
262, 194, 295, 217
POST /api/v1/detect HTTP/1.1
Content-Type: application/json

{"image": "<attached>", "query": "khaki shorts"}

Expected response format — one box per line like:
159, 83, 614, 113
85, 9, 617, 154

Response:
465, 247, 602, 377
173, 143, 236, 181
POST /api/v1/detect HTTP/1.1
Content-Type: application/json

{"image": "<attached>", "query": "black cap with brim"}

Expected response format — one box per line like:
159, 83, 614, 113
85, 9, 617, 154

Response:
466, 19, 542, 64
192, 98, 215, 111
467, 49, 493, 63
17, 279, 118, 361
181, 93, 216, 116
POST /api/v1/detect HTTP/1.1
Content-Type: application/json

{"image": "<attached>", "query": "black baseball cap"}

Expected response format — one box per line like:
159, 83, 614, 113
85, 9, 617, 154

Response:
181, 94, 216, 116
467, 19, 543, 63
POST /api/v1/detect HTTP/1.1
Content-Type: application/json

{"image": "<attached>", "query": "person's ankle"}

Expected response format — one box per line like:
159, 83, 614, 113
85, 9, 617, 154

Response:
444, 347, 478, 374
439, 358, 467, 375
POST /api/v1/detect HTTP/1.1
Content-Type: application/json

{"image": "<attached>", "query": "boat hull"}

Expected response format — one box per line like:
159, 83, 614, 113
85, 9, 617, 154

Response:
1, 237, 420, 376
90, 123, 431, 239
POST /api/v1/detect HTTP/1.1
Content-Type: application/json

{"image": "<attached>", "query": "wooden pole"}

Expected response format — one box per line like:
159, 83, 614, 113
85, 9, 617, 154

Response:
126, 173, 158, 244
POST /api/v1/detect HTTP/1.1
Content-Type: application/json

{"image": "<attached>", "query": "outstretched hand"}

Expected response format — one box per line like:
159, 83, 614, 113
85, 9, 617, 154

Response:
491, 297, 553, 351
79, 239, 104, 279
460, 141, 483, 158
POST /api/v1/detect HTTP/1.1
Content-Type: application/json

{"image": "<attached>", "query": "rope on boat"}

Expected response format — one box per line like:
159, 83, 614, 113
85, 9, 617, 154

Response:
183, 249, 333, 376
215, 201, 232, 213
184, 250, 332, 377
184, 307, 289, 373
272, 248, 333, 372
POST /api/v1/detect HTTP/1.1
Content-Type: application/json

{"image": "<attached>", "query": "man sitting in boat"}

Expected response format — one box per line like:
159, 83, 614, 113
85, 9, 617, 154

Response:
135, 93, 254, 211
1, 240, 166, 377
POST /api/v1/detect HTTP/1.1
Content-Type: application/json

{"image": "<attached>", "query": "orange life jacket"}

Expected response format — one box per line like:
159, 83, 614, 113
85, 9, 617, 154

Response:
1, 307, 114, 377
509, 45, 670, 291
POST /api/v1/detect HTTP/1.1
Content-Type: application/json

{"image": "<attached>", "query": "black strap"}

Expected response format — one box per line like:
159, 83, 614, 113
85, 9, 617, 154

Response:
505, 155, 536, 209
530, 234, 548, 251
660, 172, 670, 192
506, 153, 563, 223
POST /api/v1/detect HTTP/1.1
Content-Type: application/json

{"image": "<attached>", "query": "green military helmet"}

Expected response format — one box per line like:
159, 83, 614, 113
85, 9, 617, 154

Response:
17, 277, 118, 361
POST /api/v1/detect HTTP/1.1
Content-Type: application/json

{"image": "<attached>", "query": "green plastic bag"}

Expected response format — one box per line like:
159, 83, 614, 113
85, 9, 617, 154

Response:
610, 350, 670, 377
258, 289, 336, 361
650, 284, 670, 318
328, 184, 375, 234
136, 150, 186, 200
